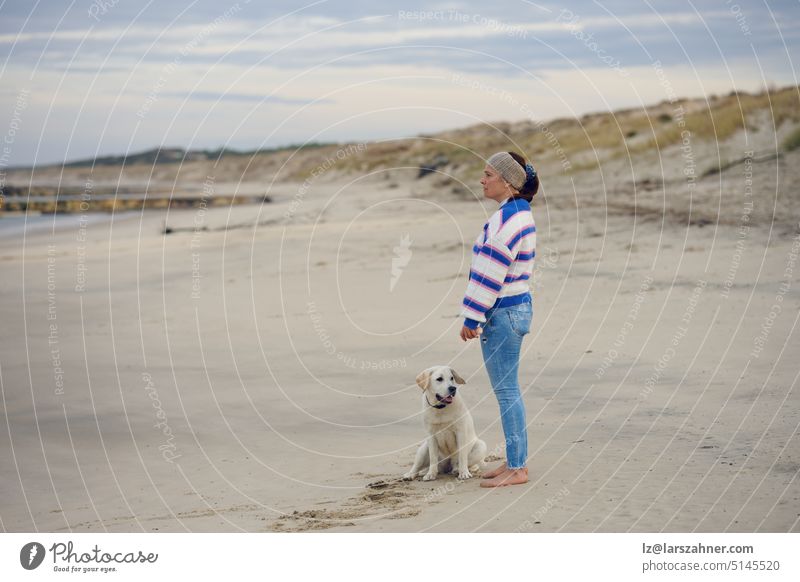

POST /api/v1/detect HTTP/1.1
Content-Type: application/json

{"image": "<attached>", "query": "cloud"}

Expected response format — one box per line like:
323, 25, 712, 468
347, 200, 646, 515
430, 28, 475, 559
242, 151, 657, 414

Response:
161, 91, 334, 105
1, 0, 797, 165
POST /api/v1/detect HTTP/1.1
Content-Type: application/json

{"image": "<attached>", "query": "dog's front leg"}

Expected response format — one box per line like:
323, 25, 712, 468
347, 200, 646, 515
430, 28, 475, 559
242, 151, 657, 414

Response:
403, 442, 428, 479
456, 431, 472, 479
422, 436, 439, 481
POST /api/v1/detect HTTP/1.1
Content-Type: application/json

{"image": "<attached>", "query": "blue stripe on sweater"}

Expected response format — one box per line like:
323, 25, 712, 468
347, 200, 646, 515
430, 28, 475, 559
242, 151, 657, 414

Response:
507, 225, 536, 251
494, 292, 531, 308
500, 198, 531, 224
470, 270, 502, 291
478, 245, 512, 266
517, 250, 535, 261
463, 297, 490, 314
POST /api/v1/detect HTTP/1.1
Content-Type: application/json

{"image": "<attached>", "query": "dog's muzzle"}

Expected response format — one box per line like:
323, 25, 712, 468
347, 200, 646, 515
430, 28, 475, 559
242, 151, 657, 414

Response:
436, 391, 456, 405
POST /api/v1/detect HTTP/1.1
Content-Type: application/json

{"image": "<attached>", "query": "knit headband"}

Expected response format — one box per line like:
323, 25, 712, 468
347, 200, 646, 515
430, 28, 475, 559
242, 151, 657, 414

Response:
487, 152, 526, 190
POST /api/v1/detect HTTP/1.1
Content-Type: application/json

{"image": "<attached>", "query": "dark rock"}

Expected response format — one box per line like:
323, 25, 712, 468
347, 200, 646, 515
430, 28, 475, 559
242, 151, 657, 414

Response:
418, 154, 450, 178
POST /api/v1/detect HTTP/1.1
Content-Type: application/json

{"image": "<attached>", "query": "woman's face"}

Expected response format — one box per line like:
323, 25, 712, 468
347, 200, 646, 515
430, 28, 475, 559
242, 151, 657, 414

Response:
480, 164, 513, 202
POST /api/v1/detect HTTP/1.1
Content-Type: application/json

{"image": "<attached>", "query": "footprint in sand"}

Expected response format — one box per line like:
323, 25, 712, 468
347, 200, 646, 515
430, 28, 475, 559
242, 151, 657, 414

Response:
269, 477, 425, 532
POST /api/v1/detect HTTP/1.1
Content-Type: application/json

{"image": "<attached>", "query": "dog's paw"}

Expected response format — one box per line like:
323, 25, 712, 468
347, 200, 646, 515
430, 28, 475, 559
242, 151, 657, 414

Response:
422, 471, 437, 481
457, 470, 472, 480
402, 472, 416, 480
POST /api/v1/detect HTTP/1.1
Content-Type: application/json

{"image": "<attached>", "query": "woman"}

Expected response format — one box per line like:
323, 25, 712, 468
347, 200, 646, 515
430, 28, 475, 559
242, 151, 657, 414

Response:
459, 151, 538, 488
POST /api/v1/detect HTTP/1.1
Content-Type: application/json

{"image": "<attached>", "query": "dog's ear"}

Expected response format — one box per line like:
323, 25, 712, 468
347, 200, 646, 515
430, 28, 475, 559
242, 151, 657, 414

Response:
415, 368, 433, 390
450, 368, 466, 385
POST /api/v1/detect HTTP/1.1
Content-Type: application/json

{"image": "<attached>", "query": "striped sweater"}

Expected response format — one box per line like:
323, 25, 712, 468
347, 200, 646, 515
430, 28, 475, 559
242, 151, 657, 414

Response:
461, 197, 536, 329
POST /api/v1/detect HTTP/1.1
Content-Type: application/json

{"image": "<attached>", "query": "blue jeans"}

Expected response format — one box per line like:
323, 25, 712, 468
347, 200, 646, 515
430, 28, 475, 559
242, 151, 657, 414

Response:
479, 299, 532, 469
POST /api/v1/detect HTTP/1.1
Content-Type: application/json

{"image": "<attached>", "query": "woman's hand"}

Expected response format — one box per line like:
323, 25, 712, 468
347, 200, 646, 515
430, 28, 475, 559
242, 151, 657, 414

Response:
460, 325, 482, 341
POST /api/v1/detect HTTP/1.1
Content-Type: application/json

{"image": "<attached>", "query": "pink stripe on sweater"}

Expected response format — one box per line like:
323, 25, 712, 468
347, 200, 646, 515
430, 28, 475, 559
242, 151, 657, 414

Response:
471, 279, 501, 293
463, 303, 484, 314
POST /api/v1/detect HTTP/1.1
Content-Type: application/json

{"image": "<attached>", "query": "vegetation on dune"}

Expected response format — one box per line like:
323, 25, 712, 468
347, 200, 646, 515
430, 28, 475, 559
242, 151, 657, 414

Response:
782, 126, 800, 152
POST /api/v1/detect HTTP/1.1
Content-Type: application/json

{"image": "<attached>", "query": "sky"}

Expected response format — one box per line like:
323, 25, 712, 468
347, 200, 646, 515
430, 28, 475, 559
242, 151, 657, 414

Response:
0, 0, 798, 166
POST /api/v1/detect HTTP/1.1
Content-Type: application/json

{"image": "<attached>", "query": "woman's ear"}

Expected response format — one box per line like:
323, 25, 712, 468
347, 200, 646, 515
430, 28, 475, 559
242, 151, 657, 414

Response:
450, 368, 466, 385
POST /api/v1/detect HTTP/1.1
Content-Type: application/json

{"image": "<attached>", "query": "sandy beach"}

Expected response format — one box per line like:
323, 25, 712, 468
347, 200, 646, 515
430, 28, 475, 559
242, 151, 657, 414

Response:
2, 139, 799, 533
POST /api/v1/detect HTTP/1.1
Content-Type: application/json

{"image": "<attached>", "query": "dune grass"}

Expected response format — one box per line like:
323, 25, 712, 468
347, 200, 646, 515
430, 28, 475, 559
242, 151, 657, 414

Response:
782, 126, 800, 152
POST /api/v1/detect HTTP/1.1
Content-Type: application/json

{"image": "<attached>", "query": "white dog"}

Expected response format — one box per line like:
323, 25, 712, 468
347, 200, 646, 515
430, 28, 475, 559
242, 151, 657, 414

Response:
404, 366, 487, 481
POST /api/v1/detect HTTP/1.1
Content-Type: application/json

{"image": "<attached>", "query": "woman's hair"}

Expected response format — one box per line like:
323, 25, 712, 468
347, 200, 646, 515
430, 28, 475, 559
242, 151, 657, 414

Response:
507, 151, 539, 202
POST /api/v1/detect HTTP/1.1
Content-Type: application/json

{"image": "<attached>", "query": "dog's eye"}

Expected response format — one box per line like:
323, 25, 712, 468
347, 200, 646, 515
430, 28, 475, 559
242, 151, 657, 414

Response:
436, 377, 443, 382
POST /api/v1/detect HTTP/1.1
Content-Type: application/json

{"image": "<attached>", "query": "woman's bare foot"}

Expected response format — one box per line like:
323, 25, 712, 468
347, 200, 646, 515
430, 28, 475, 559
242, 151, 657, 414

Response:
481, 462, 507, 479
480, 467, 528, 488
